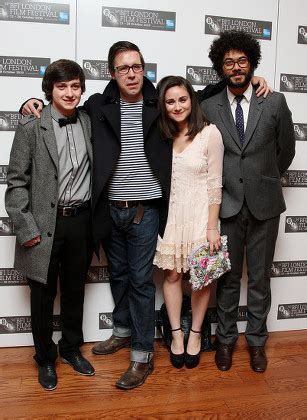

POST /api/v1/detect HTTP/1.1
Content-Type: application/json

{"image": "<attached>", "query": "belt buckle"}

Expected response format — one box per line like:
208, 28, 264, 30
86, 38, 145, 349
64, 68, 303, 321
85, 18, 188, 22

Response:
123, 201, 129, 208
63, 207, 73, 217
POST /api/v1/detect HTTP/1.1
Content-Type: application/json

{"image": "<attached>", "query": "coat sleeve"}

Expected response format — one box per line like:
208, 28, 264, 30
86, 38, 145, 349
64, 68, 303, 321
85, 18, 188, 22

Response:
5, 122, 41, 245
18, 98, 45, 114
275, 94, 296, 176
197, 80, 226, 103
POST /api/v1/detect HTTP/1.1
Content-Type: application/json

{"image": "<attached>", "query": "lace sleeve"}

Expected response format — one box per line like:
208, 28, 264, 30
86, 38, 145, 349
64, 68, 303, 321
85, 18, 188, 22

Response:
208, 177, 222, 205
207, 125, 224, 205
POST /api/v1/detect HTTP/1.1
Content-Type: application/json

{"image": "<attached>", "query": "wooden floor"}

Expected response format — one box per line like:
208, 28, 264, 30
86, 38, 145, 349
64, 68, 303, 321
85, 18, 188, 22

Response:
1, 330, 307, 419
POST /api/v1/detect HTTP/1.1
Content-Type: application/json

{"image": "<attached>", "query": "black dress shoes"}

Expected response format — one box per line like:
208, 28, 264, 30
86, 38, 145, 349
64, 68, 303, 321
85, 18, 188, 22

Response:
116, 360, 154, 390
215, 343, 234, 371
249, 346, 267, 373
61, 355, 95, 376
38, 364, 57, 391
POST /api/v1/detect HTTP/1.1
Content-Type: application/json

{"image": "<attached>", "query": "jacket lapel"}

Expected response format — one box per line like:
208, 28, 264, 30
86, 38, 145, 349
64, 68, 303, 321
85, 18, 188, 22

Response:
143, 104, 160, 141
99, 102, 121, 144
40, 105, 59, 172
218, 90, 242, 150
78, 111, 93, 164
243, 92, 263, 149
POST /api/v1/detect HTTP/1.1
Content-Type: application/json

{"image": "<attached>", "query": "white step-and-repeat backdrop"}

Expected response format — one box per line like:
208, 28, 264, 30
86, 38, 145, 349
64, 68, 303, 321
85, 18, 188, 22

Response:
0, 0, 306, 346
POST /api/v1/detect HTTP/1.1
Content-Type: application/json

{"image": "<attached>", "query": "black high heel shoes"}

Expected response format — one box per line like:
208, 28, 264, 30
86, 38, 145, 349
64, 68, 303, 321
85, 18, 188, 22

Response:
185, 328, 201, 369
170, 327, 185, 369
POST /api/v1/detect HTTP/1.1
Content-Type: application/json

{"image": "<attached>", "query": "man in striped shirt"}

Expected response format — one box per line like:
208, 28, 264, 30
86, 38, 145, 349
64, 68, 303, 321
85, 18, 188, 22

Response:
85, 42, 173, 389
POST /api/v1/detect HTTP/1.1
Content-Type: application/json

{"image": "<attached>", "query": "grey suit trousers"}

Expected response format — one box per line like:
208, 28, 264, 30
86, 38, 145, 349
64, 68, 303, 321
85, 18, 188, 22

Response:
216, 201, 280, 347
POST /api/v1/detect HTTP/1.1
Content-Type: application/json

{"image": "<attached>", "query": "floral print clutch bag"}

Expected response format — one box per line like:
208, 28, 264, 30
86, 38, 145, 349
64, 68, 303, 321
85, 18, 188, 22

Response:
188, 235, 231, 291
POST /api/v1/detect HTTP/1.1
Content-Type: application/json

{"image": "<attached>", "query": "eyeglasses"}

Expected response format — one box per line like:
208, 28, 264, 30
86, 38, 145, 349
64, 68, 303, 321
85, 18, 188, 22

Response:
114, 64, 144, 75
223, 57, 249, 70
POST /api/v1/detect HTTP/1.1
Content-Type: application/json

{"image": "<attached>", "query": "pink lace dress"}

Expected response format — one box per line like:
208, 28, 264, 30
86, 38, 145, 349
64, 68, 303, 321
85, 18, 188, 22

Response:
154, 124, 224, 273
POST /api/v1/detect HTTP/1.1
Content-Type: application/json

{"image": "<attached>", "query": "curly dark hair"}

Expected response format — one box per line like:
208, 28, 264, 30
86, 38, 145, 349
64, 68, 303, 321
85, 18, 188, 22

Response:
208, 30, 261, 78
157, 76, 209, 140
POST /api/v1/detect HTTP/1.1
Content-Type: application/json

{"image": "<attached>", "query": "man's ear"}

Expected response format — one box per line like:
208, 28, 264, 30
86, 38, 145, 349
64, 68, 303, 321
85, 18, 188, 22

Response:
110, 71, 116, 80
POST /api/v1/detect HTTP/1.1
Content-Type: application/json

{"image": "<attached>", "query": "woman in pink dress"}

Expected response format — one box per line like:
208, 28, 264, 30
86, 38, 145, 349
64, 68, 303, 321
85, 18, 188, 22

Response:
154, 76, 224, 368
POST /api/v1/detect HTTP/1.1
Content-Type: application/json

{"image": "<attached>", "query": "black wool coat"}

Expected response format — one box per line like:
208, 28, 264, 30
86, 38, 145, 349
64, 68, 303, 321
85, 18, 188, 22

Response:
83, 77, 173, 247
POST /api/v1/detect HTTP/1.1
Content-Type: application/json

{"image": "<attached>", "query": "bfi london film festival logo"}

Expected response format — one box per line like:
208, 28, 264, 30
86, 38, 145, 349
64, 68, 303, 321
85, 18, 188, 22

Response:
293, 123, 307, 141
298, 26, 307, 44
86, 266, 110, 284
277, 303, 307, 320
0, 217, 14, 236
281, 170, 307, 187
285, 216, 307, 233
99, 312, 113, 329
280, 73, 307, 93
101, 6, 175, 31
205, 15, 272, 40
0, 111, 21, 131
0, 165, 7, 184
186, 66, 221, 86
0, 315, 61, 334
271, 261, 307, 278
0, 56, 50, 78
0, 1, 69, 24
83, 60, 157, 83
0, 268, 27, 286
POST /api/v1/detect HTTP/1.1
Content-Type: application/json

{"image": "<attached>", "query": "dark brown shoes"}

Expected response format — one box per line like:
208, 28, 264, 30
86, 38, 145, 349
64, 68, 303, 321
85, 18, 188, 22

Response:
249, 346, 267, 373
116, 360, 154, 390
215, 343, 234, 371
215, 341, 267, 373
92, 335, 131, 355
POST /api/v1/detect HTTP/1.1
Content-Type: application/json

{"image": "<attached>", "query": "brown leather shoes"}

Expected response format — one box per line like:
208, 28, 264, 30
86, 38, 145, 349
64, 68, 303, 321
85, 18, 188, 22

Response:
92, 335, 130, 355
215, 343, 234, 371
115, 360, 154, 390
249, 346, 267, 373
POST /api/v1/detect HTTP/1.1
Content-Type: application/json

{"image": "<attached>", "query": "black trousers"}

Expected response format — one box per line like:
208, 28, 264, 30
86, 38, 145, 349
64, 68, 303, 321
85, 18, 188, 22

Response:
28, 207, 93, 366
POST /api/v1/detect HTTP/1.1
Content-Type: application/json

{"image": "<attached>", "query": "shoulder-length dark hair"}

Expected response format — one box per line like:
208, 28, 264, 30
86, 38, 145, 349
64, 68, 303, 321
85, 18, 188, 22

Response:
157, 76, 209, 140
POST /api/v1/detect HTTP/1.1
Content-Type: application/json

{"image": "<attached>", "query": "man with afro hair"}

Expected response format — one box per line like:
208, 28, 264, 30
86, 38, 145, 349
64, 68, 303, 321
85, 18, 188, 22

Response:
201, 30, 295, 374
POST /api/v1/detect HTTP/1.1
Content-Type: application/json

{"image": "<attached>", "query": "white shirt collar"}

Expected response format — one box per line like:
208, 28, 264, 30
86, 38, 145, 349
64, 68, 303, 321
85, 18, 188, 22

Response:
227, 82, 253, 105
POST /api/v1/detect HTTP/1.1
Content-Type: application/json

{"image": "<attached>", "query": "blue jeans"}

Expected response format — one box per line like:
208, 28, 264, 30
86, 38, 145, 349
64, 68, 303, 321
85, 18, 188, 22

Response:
105, 202, 159, 362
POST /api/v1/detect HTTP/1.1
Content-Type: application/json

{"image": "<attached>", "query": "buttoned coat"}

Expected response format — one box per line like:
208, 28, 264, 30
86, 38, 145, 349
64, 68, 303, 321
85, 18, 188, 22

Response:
5, 105, 92, 284
82, 77, 173, 246
201, 89, 295, 220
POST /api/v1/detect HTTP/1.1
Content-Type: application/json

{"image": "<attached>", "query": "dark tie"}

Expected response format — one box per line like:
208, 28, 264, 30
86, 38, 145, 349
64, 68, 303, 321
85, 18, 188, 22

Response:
235, 95, 245, 146
58, 113, 78, 128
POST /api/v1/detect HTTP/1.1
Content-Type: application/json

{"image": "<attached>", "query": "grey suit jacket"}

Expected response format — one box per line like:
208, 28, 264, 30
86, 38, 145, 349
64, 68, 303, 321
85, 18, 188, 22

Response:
5, 104, 92, 284
201, 88, 295, 221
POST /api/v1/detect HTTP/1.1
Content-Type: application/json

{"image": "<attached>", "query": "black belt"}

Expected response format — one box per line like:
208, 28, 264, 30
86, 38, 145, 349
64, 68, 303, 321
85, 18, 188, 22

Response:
109, 199, 161, 209
57, 201, 90, 217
